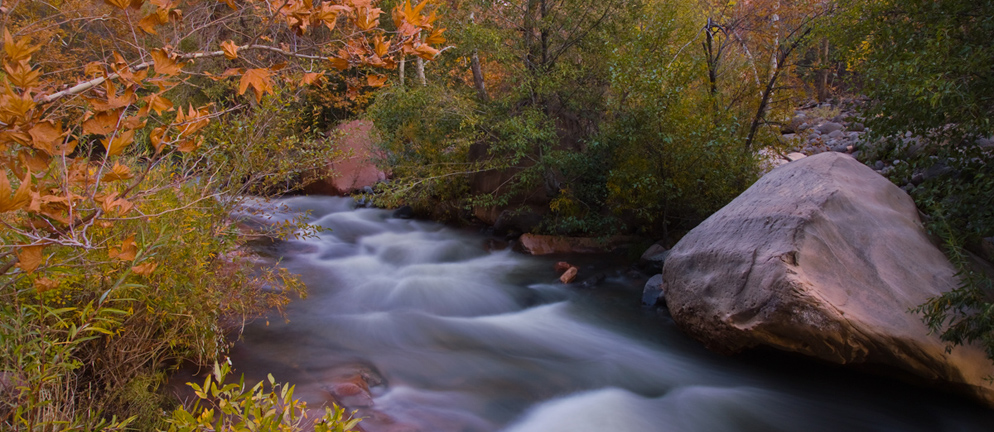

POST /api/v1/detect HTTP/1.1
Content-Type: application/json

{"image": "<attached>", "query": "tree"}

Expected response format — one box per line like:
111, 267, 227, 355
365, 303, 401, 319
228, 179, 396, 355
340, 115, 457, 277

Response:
0, 0, 446, 427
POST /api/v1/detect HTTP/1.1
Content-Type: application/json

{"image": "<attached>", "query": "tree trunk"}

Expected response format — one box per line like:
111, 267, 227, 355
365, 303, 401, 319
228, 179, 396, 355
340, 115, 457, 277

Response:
399, 56, 406, 86
745, 28, 811, 150
471, 50, 489, 101
416, 57, 426, 86
815, 38, 831, 102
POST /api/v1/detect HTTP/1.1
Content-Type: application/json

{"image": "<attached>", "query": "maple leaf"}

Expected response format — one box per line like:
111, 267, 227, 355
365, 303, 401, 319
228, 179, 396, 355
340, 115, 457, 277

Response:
145, 93, 174, 115
0, 169, 32, 213
138, 12, 164, 34
131, 261, 158, 276
329, 56, 350, 71
18, 150, 51, 172
354, 5, 382, 31
238, 68, 274, 102
150, 126, 167, 153
85, 62, 106, 76
100, 128, 136, 156
16, 245, 45, 274
366, 74, 387, 87
82, 109, 124, 136
101, 162, 134, 182
109, 235, 138, 261
88, 81, 136, 111
34, 276, 59, 293
373, 35, 389, 58
314, 3, 349, 31
4, 61, 41, 89
414, 43, 439, 60
221, 40, 239, 59
28, 121, 64, 156
425, 28, 445, 45
300, 72, 324, 86
150, 49, 184, 76
403, 0, 427, 26
3, 29, 41, 62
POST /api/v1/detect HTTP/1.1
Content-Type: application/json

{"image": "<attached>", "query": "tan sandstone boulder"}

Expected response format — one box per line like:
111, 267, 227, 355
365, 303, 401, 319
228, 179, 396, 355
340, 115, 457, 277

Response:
662, 152, 994, 406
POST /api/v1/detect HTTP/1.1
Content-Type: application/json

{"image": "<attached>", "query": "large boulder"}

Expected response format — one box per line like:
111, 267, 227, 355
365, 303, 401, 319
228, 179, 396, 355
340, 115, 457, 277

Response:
304, 120, 386, 196
662, 152, 994, 406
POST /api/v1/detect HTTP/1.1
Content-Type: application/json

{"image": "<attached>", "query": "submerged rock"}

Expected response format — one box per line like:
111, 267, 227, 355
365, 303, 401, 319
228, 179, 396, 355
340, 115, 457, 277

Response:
662, 152, 994, 406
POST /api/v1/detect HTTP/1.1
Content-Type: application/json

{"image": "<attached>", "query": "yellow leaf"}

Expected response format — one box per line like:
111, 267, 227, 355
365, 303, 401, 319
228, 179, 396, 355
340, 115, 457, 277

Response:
4, 61, 41, 89
150, 126, 167, 153
84, 62, 105, 77
414, 43, 439, 60
109, 235, 138, 261
221, 40, 239, 60
131, 261, 157, 276
150, 49, 184, 76
328, 56, 349, 71
145, 93, 174, 115
18, 150, 50, 172
0, 169, 32, 213
16, 245, 44, 273
425, 28, 445, 46
373, 35, 389, 58
238, 68, 273, 102
101, 162, 134, 182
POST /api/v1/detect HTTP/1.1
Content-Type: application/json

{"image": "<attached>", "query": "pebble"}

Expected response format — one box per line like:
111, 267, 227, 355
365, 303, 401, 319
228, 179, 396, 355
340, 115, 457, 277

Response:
874, 160, 884, 170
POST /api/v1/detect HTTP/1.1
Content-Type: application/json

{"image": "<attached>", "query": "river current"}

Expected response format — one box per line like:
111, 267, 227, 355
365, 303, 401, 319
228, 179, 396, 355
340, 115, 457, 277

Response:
226, 196, 994, 432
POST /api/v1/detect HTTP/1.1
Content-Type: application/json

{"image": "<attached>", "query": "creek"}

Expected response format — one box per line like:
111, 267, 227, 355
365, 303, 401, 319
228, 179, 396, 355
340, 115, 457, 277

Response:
227, 196, 994, 432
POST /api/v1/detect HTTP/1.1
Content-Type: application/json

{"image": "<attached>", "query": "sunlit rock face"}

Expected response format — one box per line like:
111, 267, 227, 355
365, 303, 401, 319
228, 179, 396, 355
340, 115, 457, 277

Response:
662, 152, 994, 406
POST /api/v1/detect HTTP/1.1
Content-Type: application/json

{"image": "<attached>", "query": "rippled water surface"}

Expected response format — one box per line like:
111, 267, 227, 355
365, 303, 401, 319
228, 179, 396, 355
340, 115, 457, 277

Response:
224, 196, 994, 432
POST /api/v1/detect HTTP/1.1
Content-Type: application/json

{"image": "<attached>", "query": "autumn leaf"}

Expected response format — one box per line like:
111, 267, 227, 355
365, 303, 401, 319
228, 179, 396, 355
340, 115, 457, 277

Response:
401, 0, 427, 27
83, 109, 124, 136
221, 40, 239, 59
109, 235, 138, 261
28, 121, 64, 155
373, 35, 389, 58
366, 74, 387, 87
425, 28, 445, 45
3, 29, 41, 62
414, 43, 439, 60
131, 261, 158, 276
100, 129, 136, 156
150, 49, 184, 76
329, 56, 349, 71
85, 62, 106, 76
34, 276, 59, 293
238, 68, 274, 102
0, 169, 32, 213
17, 245, 45, 274
149, 126, 167, 153
4, 61, 41, 89
101, 162, 134, 182
18, 150, 50, 172
144, 93, 173, 115
300, 72, 324, 86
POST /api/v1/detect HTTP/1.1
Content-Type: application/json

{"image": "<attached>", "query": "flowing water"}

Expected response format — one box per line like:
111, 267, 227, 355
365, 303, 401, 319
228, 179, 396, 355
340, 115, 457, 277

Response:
224, 196, 994, 432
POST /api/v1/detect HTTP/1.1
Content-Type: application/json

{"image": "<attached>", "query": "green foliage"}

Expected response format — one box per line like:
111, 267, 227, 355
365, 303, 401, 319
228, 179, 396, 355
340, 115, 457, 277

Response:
835, 0, 994, 362
166, 361, 360, 432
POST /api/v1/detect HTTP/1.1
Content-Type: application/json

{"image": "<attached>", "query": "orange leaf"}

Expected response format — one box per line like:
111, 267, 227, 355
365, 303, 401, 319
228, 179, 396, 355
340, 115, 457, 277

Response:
4, 61, 41, 89
101, 162, 134, 182
145, 93, 173, 115
34, 276, 59, 293
414, 43, 439, 60
328, 56, 349, 71
366, 74, 387, 87
28, 121, 64, 156
100, 129, 136, 156
85, 62, 106, 77
373, 36, 389, 58
150, 49, 184, 76
425, 28, 446, 45
3, 29, 41, 62
18, 150, 50, 172
109, 236, 138, 261
300, 72, 324, 86
16, 245, 45, 274
0, 169, 32, 213
82, 109, 124, 136
131, 261, 158, 276
150, 127, 167, 153
238, 68, 273, 102
221, 40, 239, 60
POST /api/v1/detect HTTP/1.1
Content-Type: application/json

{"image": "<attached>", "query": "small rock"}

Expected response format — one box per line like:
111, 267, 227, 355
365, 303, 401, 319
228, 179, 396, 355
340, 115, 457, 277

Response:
911, 172, 925, 186
828, 130, 843, 139
832, 144, 848, 153
639, 243, 670, 273
848, 122, 866, 132
642, 274, 664, 307
579, 273, 607, 289
328, 382, 374, 408
786, 152, 807, 162
817, 122, 844, 134
874, 160, 884, 170
560, 267, 578, 284
554, 261, 572, 274
924, 162, 953, 180
392, 206, 414, 219
851, 151, 861, 160
831, 114, 846, 123
362, 186, 375, 194
977, 137, 994, 148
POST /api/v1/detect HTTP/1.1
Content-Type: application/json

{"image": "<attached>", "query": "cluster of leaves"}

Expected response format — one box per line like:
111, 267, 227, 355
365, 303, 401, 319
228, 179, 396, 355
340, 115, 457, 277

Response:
833, 0, 994, 362
0, 0, 449, 427
166, 361, 361, 432
367, 0, 829, 237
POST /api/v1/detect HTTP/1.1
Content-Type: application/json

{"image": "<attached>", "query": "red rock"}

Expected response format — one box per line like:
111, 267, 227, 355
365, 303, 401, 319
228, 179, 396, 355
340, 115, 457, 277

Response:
517, 233, 636, 255
305, 120, 387, 196
559, 266, 578, 284
554, 261, 572, 273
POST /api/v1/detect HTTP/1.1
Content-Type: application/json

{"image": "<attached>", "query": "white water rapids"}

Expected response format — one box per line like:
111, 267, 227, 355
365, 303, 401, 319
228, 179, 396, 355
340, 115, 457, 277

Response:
222, 196, 994, 432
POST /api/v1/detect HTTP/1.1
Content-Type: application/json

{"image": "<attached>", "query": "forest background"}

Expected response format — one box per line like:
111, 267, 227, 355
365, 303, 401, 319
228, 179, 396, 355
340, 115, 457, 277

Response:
0, 0, 991, 429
